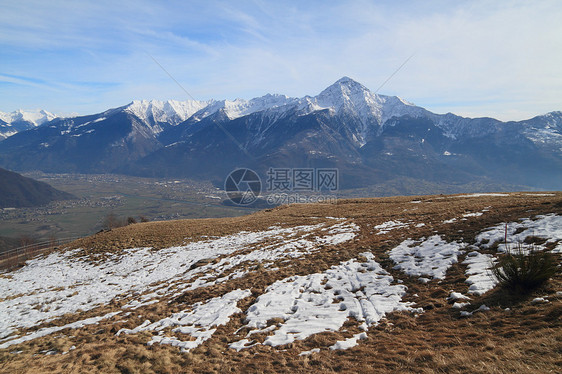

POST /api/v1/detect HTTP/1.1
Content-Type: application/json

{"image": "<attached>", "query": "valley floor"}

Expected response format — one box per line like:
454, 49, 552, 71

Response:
0, 192, 561, 373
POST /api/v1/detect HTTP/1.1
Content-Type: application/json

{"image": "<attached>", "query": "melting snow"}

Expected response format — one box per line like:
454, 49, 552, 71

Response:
390, 236, 465, 280
118, 289, 251, 352
299, 348, 321, 356
454, 193, 510, 198
329, 332, 368, 350
374, 220, 409, 234
452, 302, 470, 309
0, 312, 120, 349
476, 214, 562, 253
463, 212, 483, 218
463, 251, 497, 296
230, 252, 420, 349
448, 292, 470, 301
2, 208, 559, 353
531, 297, 549, 305
0, 222, 358, 342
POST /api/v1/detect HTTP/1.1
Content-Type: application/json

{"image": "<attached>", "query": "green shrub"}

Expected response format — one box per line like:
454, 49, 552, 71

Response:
491, 244, 557, 293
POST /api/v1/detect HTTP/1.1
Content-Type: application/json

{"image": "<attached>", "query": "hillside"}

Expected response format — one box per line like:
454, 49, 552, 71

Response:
0, 193, 561, 373
0, 168, 75, 208
0, 236, 19, 255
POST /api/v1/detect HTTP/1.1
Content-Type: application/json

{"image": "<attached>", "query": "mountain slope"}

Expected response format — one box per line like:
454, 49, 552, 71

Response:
0, 193, 560, 373
0, 168, 75, 208
0, 107, 165, 173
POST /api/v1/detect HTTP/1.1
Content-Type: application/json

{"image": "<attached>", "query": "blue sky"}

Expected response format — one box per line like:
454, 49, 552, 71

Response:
1, 0, 561, 120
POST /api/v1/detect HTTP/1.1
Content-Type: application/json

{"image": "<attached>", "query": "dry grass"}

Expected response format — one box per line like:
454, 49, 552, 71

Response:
0, 192, 561, 373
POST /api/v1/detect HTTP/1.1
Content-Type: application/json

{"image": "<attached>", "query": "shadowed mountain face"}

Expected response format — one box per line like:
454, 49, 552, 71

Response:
0, 168, 75, 208
0, 77, 561, 192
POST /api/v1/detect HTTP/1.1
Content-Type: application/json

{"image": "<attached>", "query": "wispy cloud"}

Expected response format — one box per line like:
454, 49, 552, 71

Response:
0, 0, 561, 120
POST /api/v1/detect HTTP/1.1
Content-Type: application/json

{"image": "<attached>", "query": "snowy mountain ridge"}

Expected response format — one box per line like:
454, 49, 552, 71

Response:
125, 100, 208, 127
314, 76, 421, 124
119, 77, 427, 141
0, 109, 59, 140
0, 109, 57, 127
3, 77, 559, 145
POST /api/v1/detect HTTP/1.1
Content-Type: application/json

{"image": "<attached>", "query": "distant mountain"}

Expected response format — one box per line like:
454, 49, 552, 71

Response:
0, 77, 560, 193
126, 78, 562, 189
0, 109, 57, 140
0, 168, 75, 208
0, 97, 302, 173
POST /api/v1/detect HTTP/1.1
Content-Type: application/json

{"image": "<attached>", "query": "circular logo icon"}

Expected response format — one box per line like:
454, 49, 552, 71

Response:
224, 168, 261, 206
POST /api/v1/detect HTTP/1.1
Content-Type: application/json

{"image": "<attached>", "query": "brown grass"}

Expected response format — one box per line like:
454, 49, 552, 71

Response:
0, 192, 561, 373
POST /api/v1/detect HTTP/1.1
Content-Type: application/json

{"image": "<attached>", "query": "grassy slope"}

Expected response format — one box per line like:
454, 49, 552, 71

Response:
0, 192, 561, 373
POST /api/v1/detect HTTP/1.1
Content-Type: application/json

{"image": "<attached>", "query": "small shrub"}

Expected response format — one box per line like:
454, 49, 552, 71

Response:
19, 234, 37, 248
139, 216, 150, 223
101, 213, 126, 230
127, 216, 137, 225
491, 243, 557, 293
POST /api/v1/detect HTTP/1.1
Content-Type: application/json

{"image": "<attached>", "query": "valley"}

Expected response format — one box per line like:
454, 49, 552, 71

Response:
0, 173, 254, 249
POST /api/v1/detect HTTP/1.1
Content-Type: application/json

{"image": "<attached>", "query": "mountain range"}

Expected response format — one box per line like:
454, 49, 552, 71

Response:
0, 77, 560, 193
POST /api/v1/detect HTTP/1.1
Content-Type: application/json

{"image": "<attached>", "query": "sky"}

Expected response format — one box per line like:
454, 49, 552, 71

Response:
1, 0, 561, 121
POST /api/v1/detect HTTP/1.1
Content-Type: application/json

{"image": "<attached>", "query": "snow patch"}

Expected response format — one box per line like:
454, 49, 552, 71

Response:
448, 292, 470, 301
0, 312, 120, 349
231, 253, 419, 349
374, 220, 409, 234
476, 214, 562, 253
118, 289, 251, 352
390, 236, 465, 280
329, 332, 368, 350
299, 348, 321, 356
454, 193, 509, 198
463, 251, 497, 296
0, 222, 358, 342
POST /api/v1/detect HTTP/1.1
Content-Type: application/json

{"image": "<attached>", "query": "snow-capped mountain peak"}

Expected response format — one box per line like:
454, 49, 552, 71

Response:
314, 76, 422, 121
312, 77, 390, 145
0, 109, 57, 127
0, 109, 59, 140
210, 94, 299, 120
316, 76, 373, 110
125, 99, 206, 128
